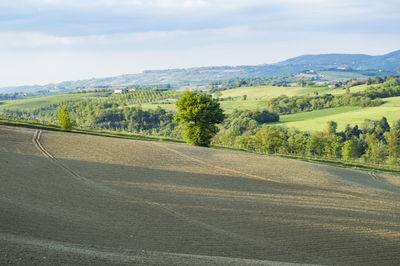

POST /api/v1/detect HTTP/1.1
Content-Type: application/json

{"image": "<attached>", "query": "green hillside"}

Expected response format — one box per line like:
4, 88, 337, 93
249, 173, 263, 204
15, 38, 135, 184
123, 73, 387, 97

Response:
273, 96, 400, 132
2, 50, 399, 94
318, 71, 369, 81
212, 84, 373, 114
2, 82, 400, 134
0, 93, 98, 112
210, 83, 400, 131
135, 84, 354, 113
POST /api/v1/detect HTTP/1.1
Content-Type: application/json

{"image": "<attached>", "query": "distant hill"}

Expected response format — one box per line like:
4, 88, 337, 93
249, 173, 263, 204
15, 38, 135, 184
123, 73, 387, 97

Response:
276, 50, 400, 71
1, 50, 399, 94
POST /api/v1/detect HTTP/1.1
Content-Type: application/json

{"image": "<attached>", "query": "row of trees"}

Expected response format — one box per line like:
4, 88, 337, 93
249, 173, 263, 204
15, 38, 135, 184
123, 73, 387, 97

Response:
4, 76, 400, 168
53, 91, 224, 147
268, 76, 400, 114
213, 116, 400, 165
44, 91, 400, 166
72, 104, 177, 136
3, 100, 178, 137
209, 74, 308, 92
2, 89, 181, 134
267, 93, 382, 114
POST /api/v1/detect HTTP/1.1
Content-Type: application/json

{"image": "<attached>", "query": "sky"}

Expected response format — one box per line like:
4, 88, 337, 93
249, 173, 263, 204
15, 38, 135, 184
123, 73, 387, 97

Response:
0, 0, 399, 87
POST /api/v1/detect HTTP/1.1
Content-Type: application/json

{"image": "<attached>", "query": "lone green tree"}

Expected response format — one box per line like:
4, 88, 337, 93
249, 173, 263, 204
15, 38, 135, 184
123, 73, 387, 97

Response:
175, 91, 224, 146
58, 105, 73, 131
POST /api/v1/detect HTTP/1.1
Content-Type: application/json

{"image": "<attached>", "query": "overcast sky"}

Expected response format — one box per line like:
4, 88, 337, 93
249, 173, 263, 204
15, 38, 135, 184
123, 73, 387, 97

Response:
1, 0, 399, 87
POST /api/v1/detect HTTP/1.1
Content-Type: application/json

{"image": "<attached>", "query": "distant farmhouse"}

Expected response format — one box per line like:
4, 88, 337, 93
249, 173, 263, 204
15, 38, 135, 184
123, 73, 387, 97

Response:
113, 87, 129, 94
112, 87, 137, 94
75, 86, 136, 94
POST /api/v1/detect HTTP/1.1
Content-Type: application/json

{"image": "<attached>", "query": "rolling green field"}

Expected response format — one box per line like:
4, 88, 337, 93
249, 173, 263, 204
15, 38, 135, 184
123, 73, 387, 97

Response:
1, 83, 399, 134
0, 84, 370, 115
137, 84, 400, 132
319, 70, 369, 81
139, 102, 177, 112
212, 84, 375, 114
136, 84, 377, 114
214, 85, 360, 100
0, 93, 99, 112
273, 96, 400, 132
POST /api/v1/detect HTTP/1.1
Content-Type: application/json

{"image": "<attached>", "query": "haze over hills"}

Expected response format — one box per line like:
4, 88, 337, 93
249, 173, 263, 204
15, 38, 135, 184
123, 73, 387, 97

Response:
2, 50, 400, 94
277, 50, 400, 70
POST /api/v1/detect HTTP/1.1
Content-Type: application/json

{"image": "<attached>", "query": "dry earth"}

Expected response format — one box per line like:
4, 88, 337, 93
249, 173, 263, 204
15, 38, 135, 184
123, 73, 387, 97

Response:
1, 125, 400, 265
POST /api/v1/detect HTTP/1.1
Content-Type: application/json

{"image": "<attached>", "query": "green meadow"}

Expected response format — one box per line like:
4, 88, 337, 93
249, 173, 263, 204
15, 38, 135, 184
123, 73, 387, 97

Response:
214, 85, 361, 100
213, 84, 374, 114
2, 84, 399, 134
273, 96, 400, 132
0, 93, 98, 112
139, 102, 177, 112
318, 70, 369, 81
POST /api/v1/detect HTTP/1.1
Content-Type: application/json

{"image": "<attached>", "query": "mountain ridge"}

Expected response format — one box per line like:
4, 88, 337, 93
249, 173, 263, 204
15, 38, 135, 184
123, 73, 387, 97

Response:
2, 50, 399, 93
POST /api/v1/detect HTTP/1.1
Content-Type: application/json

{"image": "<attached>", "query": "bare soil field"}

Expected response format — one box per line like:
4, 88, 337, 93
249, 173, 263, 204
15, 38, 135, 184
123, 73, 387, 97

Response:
1, 125, 400, 265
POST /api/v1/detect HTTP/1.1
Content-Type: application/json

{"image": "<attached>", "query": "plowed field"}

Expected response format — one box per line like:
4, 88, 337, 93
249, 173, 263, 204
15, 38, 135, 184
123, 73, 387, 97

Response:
1, 125, 400, 265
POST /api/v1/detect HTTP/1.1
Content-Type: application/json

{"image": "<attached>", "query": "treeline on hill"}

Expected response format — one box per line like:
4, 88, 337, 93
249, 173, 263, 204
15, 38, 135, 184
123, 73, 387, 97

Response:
78, 105, 177, 136
3, 76, 400, 167
213, 109, 280, 146
0, 91, 50, 100
267, 76, 400, 114
214, 116, 400, 166
75, 84, 173, 92
209, 74, 312, 92
0, 92, 24, 101
2, 89, 180, 136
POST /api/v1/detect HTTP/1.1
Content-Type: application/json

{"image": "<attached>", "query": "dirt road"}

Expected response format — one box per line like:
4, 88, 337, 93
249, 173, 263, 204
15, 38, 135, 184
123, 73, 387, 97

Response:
1, 125, 399, 265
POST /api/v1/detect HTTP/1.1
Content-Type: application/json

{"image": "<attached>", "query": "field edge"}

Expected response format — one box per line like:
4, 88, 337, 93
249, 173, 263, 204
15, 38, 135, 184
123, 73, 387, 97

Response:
2, 118, 400, 176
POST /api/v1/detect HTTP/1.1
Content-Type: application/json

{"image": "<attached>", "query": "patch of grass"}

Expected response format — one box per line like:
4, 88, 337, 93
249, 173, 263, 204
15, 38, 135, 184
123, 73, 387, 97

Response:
0, 93, 100, 111
211, 84, 372, 114
138, 103, 177, 112
319, 70, 369, 80
272, 96, 400, 132
214, 85, 353, 100
218, 100, 268, 114
137, 84, 375, 115
276, 107, 362, 124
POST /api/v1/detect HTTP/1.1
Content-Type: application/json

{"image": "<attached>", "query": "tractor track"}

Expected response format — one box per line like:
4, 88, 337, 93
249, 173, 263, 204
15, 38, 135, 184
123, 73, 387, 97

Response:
32, 130, 97, 186
30, 129, 267, 250
369, 170, 380, 181
1, 126, 397, 265
153, 142, 277, 183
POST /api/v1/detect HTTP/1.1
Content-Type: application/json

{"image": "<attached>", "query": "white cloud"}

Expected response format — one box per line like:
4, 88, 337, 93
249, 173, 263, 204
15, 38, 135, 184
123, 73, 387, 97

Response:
0, 31, 76, 49
0, 26, 249, 52
0, 0, 399, 87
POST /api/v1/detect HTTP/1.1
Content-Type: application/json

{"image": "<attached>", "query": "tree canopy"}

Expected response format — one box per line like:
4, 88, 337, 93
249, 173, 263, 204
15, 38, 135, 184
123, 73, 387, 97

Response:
58, 105, 73, 131
175, 91, 224, 146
